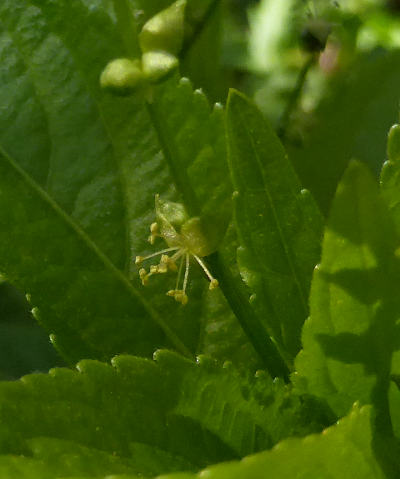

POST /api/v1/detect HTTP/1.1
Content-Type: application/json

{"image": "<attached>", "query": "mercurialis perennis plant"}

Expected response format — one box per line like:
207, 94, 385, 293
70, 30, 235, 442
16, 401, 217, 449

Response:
135, 195, 218, 305
4, 0, 400, 478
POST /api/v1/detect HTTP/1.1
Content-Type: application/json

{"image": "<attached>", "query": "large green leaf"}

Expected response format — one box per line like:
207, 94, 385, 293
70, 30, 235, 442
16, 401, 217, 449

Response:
0, 0, 231, 363
0, 351, 326, 477
226, 89, 323, 361
1, 404, 385, 479
295, 161, 400, 432
161, 404, 386, 479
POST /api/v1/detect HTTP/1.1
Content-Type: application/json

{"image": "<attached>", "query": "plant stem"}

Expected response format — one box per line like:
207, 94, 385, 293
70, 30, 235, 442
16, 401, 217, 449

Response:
207, 252, 290, 380
147, 101, 289, 378
278, 54, 316, 141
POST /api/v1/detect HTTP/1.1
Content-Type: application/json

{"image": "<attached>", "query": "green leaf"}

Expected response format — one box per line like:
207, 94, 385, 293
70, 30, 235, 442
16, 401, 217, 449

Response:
0, 0, 230, 363
150, 77, 230, 249
199, 287, 262, 371
0, 145, 186, 362
295, 160, 400, 427
0, 351, 326, 477
381, 124, 400, 237
160, 404, 386, 479
0, 282, 63, 380
0, 405, 390, 478
181, 1, 226, 102
226, 89, 323, 361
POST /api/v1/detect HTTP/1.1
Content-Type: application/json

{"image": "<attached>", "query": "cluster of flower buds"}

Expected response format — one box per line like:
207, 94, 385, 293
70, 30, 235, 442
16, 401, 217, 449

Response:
100, 0, 186, 95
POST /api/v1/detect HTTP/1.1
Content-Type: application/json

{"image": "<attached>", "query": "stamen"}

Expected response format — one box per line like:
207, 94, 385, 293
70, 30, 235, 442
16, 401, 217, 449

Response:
135, 247, 179, 264
139, 268, 148, 285
193, 254, 219, 289
175, 255, 185, 290
148, 222, 160, 244
160, 254, 178, 272
183, 253, 190, 293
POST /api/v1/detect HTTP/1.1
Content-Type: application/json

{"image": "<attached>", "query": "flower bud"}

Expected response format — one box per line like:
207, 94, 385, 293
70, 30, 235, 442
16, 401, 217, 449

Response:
139, 0, 186, 56
141, 51, 179, 83
100, 58, 144, 95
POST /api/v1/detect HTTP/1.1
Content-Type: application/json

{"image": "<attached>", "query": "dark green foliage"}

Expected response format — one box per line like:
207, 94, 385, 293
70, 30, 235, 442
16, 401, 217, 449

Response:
1, 0, 400, 477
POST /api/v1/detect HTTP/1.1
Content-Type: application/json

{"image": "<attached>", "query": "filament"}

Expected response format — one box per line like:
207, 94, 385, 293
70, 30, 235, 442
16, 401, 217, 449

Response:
137, 247, 179, 262
175, 254, 184, 290
193, 255, 214, 282
183, 253, 190, 292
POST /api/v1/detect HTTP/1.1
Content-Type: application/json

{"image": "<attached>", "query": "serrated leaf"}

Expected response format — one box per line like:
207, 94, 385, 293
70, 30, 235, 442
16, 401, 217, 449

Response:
226, 89, 323, 361
2, 402, 391, 479
0, 282, 62, 380
160, 405, 387, 479
295, 161, 400, 426
0, 350, 327, 477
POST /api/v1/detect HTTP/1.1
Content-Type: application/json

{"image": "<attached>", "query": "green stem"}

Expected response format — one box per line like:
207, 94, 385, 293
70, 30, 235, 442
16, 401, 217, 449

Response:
278, 55, 316, 141
112, 0, 140, 57
147, 98, 289, 379
207, 252, 290, 380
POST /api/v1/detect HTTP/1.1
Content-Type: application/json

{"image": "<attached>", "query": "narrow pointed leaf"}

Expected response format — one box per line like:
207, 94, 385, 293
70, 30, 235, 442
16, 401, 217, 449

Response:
226, 89, 323, 360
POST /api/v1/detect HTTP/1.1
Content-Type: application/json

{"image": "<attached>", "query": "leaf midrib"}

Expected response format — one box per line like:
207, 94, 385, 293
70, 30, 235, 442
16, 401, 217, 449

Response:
0, 4, 193, 358
0, 144, 192, 358
235, 106, 308, 317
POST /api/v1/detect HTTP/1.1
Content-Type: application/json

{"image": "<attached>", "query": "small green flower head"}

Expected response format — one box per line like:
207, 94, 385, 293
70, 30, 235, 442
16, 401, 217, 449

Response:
135, 194, 218, 305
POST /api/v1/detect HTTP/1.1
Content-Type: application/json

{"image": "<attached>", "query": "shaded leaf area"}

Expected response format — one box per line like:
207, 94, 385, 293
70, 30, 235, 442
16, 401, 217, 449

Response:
181, 1, 226, 102
0, 147, 170, 361
0, 350, 329, 478
0, 282, 63, 380
0, 0, 230, 363
381, 124, 400, 237
199, 288, 261, 371
295, 161, 400, 473
161, 405, 385, 479
288, 50, 400, 216
196, 224, 262, 370
34, 405, 385, 479
381, 126, 400, 446
226, 90, 323, 362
